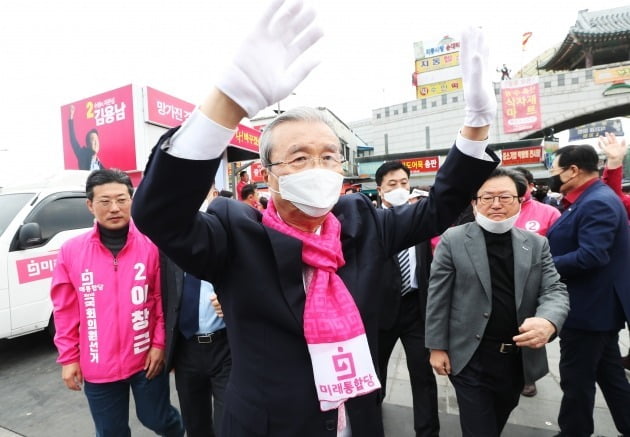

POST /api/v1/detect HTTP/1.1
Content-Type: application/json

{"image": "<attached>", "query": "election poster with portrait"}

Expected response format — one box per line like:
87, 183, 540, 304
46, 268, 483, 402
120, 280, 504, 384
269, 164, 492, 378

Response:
60, 85, 137, 171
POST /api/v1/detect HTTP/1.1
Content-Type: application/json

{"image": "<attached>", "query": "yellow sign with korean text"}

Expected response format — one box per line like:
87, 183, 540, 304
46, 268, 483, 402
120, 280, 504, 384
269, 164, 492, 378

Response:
594, 66, 630, 84
416, 79, 463, 99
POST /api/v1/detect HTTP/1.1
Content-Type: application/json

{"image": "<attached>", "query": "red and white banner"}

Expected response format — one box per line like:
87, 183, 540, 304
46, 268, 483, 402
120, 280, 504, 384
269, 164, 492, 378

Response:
501, 146, 543, 166
144, 86, 195, 128
501, 77, 542, 134
401, 156, 440, 174
60, 85, 137, 171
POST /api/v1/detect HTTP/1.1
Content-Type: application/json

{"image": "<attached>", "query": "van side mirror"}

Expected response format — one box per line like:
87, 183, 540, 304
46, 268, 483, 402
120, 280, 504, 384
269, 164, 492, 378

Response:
18, 223, 43, 249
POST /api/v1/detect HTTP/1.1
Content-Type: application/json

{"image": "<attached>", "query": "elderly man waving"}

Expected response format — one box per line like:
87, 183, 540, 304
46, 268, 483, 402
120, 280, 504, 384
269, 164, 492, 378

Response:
132, 1, 499, 435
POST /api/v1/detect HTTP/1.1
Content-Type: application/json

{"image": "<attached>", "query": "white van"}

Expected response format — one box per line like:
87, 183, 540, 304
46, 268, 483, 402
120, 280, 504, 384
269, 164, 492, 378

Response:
0, 171, 93, 339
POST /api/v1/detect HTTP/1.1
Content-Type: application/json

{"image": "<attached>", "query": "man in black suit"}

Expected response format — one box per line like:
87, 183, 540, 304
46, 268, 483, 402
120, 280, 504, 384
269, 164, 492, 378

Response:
131, 2, 499, 435
161, 255, 230, 437
375, 161, 438, 437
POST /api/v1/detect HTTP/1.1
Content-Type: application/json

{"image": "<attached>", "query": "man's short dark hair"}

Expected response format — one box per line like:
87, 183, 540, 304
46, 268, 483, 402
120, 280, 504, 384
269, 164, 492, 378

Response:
85, 128, 99, 147
239, 171, 248, 178
513, 166, 534, 185
219, 190, 233, 198
240, 183, 257, 199
478, 167, 528, 198
86, 168, 133, 200
555, 145, 599, 173
375, 161, 410, 186
259, 196, 268, 209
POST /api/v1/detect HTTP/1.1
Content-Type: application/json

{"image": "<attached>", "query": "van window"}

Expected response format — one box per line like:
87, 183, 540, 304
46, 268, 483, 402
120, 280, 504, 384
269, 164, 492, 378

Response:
0, 193, 35, 236
25, 196, 94, 242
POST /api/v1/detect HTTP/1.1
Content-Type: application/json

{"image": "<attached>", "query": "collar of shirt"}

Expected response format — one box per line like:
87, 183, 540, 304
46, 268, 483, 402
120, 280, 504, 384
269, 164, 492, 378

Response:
562, 177, 598, 208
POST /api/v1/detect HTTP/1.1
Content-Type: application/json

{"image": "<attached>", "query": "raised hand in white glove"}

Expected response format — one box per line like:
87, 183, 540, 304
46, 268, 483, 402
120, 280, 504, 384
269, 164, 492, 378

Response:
460, 26, 497, 127
215, 0, 323, 119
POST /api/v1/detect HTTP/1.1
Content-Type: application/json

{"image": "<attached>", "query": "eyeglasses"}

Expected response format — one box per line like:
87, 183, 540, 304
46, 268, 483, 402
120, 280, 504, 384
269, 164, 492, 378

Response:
95, 198, 131, 208
476, 195, 519, 205
549, 166, 568, 176
268, 154, 347, 170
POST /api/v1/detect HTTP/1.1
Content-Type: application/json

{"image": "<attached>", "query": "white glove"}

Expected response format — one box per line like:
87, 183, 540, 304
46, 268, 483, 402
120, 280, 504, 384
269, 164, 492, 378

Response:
460, 26, 497, 127
215, 0, 323, 118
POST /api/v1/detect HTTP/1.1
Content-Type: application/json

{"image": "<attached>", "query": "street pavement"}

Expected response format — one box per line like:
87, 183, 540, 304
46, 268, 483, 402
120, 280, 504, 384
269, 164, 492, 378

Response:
382, 327, 629, 437
1, 327, 628, 436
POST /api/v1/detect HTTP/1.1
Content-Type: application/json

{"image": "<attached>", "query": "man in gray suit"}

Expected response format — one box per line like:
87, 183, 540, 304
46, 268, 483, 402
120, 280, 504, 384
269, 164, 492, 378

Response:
425, 167, 569, 437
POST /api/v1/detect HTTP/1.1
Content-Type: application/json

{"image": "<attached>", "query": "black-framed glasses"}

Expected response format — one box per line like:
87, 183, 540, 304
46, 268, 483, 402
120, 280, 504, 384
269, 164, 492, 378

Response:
95, 198, 131, 208
476, 195, 519, 205
268, 154, 347, 170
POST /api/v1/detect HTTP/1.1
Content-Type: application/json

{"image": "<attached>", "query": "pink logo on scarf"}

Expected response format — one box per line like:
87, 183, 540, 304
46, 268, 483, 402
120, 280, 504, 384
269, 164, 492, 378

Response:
262, 199, 381, 415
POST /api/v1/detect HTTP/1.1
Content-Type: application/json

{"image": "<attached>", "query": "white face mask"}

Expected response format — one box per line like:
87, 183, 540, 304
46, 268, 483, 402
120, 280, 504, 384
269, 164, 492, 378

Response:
269, 168, 344, 217
383, 188, 409, 207
474, 206, 520, 234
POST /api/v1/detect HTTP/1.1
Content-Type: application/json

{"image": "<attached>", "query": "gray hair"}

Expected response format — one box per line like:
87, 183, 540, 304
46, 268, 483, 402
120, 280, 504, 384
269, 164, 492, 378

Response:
259, 107, 339, 167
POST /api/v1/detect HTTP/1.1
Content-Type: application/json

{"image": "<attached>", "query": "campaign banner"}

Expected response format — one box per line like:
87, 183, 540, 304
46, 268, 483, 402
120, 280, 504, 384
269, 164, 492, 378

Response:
501, 77, 542, 134
60, 85, 136, 171
401, 156, 440, 174
568, 119, 624, 141
416, 79, 462, 99
501, 146, 543, 166
144, 86, 195, 128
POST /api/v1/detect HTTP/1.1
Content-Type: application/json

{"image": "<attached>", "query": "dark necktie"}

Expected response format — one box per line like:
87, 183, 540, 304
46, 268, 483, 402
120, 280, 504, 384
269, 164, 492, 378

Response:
398, 249, 412, 296
179, 273, 201, 339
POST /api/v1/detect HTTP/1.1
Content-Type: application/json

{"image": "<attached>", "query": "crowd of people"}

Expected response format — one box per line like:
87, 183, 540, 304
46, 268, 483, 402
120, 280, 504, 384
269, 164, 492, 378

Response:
48, 1, 629, 436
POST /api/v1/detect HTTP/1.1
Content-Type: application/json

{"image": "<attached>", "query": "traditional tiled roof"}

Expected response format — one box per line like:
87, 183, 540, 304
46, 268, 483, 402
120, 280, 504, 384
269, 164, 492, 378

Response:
540, 6, 630, 71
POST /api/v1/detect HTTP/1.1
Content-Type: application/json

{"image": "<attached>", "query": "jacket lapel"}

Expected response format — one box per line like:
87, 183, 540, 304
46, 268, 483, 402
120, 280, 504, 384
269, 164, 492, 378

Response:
511, 229, 531, 310
264, 226, 306, 331
464, 224, 492, 302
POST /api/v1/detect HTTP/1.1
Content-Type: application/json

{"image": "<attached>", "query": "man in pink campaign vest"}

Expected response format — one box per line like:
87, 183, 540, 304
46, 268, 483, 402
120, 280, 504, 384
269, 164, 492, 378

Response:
51, 169, 183, 437
132, 1, 499, 435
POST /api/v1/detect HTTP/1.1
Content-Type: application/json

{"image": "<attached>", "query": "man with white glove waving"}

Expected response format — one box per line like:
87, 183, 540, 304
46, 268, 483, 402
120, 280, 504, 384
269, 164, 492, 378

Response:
132, 0, 499, 434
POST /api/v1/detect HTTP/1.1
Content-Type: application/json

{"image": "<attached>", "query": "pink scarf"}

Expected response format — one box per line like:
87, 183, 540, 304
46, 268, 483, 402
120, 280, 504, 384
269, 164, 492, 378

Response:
262, 199, 381, 421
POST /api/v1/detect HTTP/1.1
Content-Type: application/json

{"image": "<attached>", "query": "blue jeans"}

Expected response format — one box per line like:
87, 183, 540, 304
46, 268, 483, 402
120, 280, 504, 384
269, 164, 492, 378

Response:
84, 370, 184, 437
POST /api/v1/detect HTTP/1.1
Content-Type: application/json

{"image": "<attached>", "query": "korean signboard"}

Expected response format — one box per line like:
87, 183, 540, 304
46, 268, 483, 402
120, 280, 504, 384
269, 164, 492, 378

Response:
568, 119, 624, 141
416, 79, 463, 99
501, 77, 542, 134
60, 85, 136, 171
415, 52, 460, 73
401, 156, 440, 174
501, 146, 543, 166
144, 86, 195, 128
593, 66, 630, 84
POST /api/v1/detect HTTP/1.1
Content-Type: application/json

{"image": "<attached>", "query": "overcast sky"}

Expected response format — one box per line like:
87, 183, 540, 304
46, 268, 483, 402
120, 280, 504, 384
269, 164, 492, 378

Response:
0, 0, 626, 185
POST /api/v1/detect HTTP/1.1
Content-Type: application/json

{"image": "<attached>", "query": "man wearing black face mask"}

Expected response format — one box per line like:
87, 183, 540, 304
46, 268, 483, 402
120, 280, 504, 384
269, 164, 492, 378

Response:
546, 145, 630, 437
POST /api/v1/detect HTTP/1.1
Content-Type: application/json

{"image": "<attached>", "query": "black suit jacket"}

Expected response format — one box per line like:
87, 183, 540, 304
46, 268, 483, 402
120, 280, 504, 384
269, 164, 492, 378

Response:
159, 254, 185, 371
132, 129, 498, 437
379, 240, 433, 330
